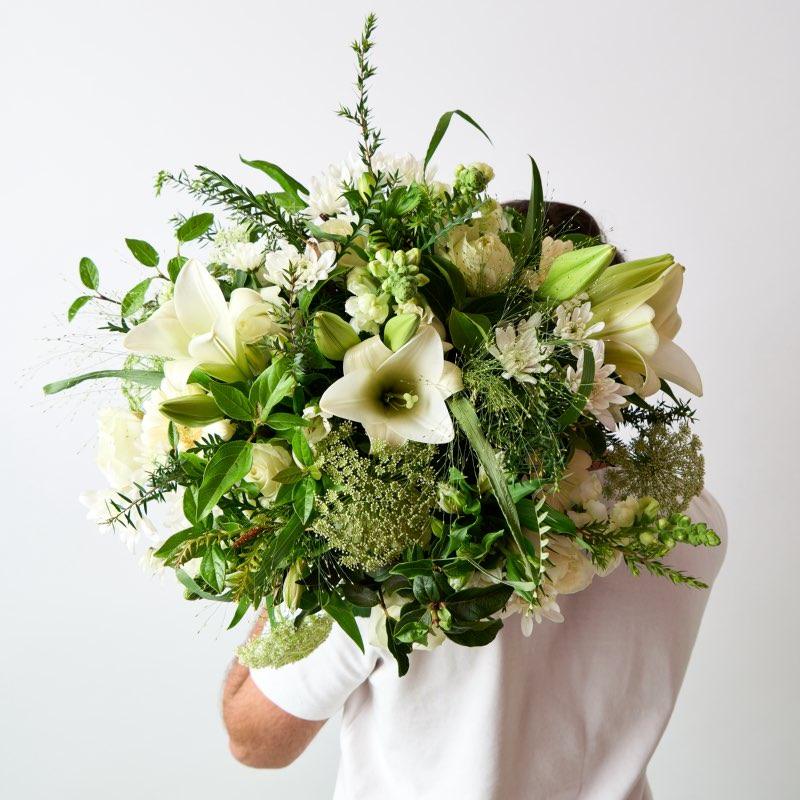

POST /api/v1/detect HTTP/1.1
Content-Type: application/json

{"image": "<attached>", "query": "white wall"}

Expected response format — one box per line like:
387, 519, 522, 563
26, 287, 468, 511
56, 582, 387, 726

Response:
2, 1, 797, 797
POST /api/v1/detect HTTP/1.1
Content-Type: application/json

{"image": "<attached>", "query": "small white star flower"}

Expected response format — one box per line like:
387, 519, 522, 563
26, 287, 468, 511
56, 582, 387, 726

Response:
488, 313, 554, 384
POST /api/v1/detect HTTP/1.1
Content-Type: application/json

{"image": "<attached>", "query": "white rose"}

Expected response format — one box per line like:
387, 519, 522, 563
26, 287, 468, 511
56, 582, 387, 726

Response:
248, 443, 293, 501
96, 407, 144, 489
438, 205, 515, 296
545, 535, 597, 595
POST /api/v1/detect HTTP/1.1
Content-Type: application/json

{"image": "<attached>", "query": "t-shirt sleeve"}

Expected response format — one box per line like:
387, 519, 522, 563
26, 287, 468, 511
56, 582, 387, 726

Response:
249, 618, 379, 721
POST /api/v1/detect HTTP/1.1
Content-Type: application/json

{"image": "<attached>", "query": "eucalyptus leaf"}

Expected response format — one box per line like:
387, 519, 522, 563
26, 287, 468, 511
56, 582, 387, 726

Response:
125, 238, 159, 267
79, 257, 99, 290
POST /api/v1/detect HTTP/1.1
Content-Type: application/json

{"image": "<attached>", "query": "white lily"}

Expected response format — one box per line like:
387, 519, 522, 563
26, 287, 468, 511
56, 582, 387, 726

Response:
319, 325, 463, 446
124, 260, 282, 387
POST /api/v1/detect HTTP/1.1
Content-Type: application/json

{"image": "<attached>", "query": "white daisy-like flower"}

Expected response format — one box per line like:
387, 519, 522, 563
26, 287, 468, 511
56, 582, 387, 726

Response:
261, 243, 336, 292
488, 313, 554, 384
221, 241, 265, 272
305, 161, 358, 219
566, 340, 633, 431
553, 293, 605, 354
372, 152, 431, 186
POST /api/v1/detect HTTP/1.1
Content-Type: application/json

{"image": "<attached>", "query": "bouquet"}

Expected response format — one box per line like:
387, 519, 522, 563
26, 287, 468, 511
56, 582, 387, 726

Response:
47, 15, 719, 675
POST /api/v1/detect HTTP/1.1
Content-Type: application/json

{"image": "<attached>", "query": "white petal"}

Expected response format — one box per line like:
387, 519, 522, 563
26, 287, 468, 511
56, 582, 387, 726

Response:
319, 369, 386, 425
436, 361, 464, 399
384, 389, 454, 444
163, 358, 198, 388
650, 337, 703, 396
342, 335, 391, 374
173, 260, 230, 337
123, 301, 190, 359
364, 422, 407, 447
228, 287, 265, 320
379, 325, 443, 386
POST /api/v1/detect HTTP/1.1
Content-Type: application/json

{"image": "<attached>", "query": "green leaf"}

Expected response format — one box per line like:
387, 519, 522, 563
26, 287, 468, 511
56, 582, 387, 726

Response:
152, 526, 200, 561
167, 255, 188, 282
557, 346, 595, 429
444, 618, 503, 647
520, 155, 544, 264
323, 593, 364, 653
43, 368, 163, 395
159, 394, 224, 427
250, 358, 295, 419
385, 617, 410, 676
270, 191, 307, 214
121, 278, 152, 317
341, 584, 381, 607
182, 486, 199, 525
267, 514, 304, 571
79, 257, 99, 290
228, 596, 251, 630
426, 254, 466, 308
200, 542, 226, 592
195, 441, 253, 520
293, 476, 316, 523
291, 429, 315, 467
446, 583, 513, 622
67, 295, 92, 322
448, 394, 531, 579
389, 559, 435, 578
125, 238, 159, 267
448, 309, 490, 354
265, 413, 309, 431
175, 568, 231, 602
423, 109, 492, 172
208, 381, 253, 421
176, 212, 214, 243
240, 157, 309, 203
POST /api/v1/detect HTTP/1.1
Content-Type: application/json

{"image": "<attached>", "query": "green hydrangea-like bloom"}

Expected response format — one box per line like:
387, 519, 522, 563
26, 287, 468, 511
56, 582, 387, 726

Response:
367, 248, 429, 304
236, 614, 333, 669
454, 162, 494, 195
605, 422, 705, 514
311, 426, 436, 570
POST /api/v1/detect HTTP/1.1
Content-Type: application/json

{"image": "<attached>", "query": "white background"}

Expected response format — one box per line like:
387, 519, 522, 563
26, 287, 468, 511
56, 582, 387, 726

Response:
2, 1, 798, 797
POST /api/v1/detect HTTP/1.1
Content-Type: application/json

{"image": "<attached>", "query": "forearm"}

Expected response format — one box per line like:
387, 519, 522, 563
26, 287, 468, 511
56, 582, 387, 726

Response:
222, 617, 324, 768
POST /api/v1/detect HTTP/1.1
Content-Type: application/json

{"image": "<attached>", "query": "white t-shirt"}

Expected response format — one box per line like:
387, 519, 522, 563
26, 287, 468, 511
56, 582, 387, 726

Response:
251, 490, 726, 800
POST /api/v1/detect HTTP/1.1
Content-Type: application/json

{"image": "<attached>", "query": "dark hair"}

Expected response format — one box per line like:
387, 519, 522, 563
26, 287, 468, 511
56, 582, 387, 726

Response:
503, 200, 623, 263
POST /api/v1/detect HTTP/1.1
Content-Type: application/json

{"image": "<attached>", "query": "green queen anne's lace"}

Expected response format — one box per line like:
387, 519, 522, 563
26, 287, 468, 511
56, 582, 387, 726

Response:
236, 615, 333, 670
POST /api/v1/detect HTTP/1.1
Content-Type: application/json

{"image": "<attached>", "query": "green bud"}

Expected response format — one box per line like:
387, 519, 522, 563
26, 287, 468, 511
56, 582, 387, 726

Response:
358, 171, 377, 201
159, 394, 224, 427
637, 497, 660, 521
283, 560, 305, 610
437, 605, 453, 630
437, 482, 467, 514
638, 531, 657, 546
383, 313, 420, 351
313, 311, 360, 360
538, 243, 616, 301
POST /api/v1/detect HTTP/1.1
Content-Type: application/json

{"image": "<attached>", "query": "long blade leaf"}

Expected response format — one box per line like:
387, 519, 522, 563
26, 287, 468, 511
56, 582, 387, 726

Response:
43, 369, 163, 396
521, 155, 544, 264
423, 110, 492, 172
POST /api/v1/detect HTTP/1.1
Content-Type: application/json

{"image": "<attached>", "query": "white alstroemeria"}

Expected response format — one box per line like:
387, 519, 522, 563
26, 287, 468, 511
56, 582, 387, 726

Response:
140, 377, 235, 465
488, 313, 554, 384
302, 404, 333, 445
566, 340, 633, 431
319, 325, 463, 446
261, 243, 336, 292
553, 294, 605, 354
124, 260, 278, 386
344, 291, 390, 334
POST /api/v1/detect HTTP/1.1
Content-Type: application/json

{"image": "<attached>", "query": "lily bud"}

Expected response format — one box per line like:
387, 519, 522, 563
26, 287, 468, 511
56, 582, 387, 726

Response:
587, 254, 674, 305
159, 394, 224, 427
538, 243, 616, 301
313, 311, 360, 360
383, 313, 420, 351
283, 560, 305, 610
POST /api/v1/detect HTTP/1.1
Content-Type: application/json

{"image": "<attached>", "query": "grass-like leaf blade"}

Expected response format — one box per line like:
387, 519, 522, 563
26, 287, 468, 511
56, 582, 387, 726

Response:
423, 109, 492, 172
43, 368, 163, 395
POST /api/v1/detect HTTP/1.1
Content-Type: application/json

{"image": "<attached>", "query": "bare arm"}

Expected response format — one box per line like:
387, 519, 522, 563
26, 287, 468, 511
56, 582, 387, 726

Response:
222, 617, 326, 768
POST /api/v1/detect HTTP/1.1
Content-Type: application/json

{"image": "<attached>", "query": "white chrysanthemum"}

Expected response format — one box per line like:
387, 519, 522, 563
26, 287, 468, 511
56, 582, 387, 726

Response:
554, 294, 605, 354
372, 152, 431, 186
95, 407, 145, 490
261, 243, 336, 291
566, 340, 633, 431
306, 161, 358, 219
222, 241, 265, 272
488, 313, 554, 384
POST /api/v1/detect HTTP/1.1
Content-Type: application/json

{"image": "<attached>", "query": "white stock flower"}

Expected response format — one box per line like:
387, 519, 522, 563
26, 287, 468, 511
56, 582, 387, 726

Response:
261, 243, 336, 292
488, 313, 554, 384
96, 407, 145, 489
344, 291, 390, 334
124, 260, 277, 386
610, 495, 639, 529
248, 443, 294, 502
566, 340, 633, 431
319, 325, 463, 446
302, 404, 333, 445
